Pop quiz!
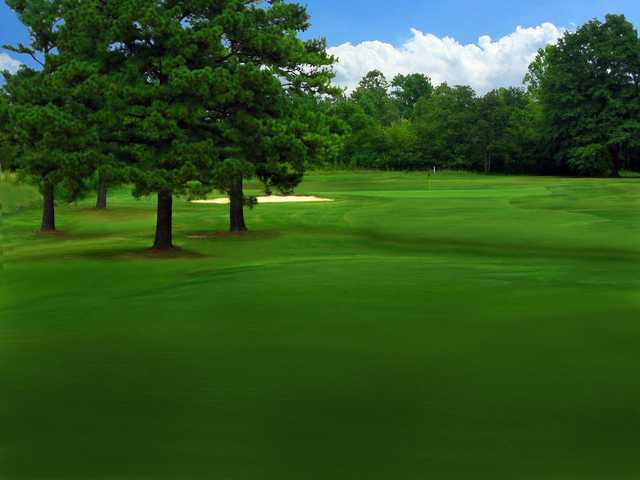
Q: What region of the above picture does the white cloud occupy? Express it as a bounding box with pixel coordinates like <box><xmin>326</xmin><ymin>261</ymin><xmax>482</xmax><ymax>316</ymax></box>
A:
<box><xmin>328</xmin><ymin>23</ymin><xmax>564</xmax><ymax>94</ymax></box>
<box><xmin>0</xmin><ymin>52</ymin><xmax>22</xmax><ymax>74</ymax></box>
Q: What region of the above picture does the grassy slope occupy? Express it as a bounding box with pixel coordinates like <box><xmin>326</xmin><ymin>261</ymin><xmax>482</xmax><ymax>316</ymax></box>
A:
<box><xmin>0</xmin><ymin>174</ymin><xmax>39</xmax><ymax>217</ymax></box>
<box><xmin>1</xmin><ymin>171</ymin><xmax>639</xmax><ymax>479</ymax></box>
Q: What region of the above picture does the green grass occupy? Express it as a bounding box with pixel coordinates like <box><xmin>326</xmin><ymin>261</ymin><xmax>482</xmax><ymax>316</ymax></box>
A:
<box><xmin>0</xmin><ymin>173</ymin><xmax>39</xmax><ymax>217</ymax></box>
<box><xmin>1</xmin><ymin>171</ymin><xmax>639</xmax><ymax>479</ymax></box>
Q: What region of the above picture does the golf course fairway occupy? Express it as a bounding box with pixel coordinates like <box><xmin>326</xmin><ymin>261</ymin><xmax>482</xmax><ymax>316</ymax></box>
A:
<box><xmin>1</xmin><ymin>171</ymin><xmax>639</xmax><ymax>479</ymax></box>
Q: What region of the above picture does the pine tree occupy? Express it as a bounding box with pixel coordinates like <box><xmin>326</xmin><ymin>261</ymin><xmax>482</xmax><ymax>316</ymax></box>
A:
<box><xmin>3</xmin><ymin>0</ymin><xmax>97</xmax><ymax>231</ymax></box>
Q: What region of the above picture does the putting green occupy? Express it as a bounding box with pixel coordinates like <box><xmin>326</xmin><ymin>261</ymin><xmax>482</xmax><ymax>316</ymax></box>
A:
<box><xmin>1</xmin><ymin>171</ymin><xmax>639</xmax><ymax>479</ymax></box>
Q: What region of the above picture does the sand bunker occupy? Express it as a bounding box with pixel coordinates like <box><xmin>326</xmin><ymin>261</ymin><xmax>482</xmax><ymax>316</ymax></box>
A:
<box><xmin>192</xmin><ymin>195</ymin><xmax>333</xmax><ymax>205</ymax></box>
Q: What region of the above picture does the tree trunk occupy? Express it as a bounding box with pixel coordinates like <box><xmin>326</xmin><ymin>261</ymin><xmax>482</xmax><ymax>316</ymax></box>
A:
<box><xmin>153</xmin><ymin>190</ymin><xmax>173</xmax><ymax>249</ymax></box>
<box><xmin>96</xmin><ymin>172</ymin><xmax>108</xmax><ymax>209</ymax></box>
<box><xmin>41</xmin><ymin>181</ymin><xmax>55</xmax><ymax>232</ymax></box>
<box><xmin>229</xmin><ymin>176</ymin><xmax>247</xmax><ymax>233</ymax></box>
<box><xmin>484</xmin><ymin>153</ymin><xmax>491</xmax><ymax>173</ymax></box>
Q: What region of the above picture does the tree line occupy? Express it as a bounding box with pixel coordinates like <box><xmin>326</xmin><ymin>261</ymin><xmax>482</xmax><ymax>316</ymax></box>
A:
<box><xmin>1</xmin><ymin>6</ymin><xmax>638</xmax><ymax>249</ymax></box>
<box><xmin>315</xmin><ymin>14</ymin><xmax>640</xmax><ymax>177</ymax></box>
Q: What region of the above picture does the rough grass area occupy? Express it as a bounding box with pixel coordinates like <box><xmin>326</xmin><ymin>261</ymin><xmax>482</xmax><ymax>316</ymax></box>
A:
<box><xmin>0</xmin><ymin>173</ymin><xmax>39</xmax><ymax>217</ymax></box>
<box><xmin>1</xmin><ymin>171</ymin><xmax>639</xmax><ymax>479</ymax></box>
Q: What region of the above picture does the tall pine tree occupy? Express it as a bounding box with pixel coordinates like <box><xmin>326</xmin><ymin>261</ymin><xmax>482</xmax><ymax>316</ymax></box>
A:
<box><xmin>3</xmin><ymin>0</ymin><xmax>97</xmax><ymax>231</ymax></box>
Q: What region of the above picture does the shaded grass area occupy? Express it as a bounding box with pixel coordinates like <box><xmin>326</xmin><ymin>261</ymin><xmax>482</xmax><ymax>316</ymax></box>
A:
<box><xmin>1</xmin><ymin>171</ymin><xmax>640</xmax><ymax>479</ymax></box>
<box><xmin>0</xmin><ymin>173</ymin><xmax>39</xmax><ymax>217</ymax></box>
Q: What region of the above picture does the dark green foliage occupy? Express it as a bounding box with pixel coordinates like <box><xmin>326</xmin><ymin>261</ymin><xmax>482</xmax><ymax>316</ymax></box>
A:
<box><xmin>414</xmin><ymin>84</ymin><xmax>480</xmax><ymax>170</ymax></box>
<box><xmin>6</xmin><ymin>81</ymin><xmax>96</xmax><ymax>200</ymax></box>
<box><xmin>332</xmin><ymin>73</ymin><xmax>544</xmax><ymax>173</ymax></box>
<box><xmin>104</xmin><ymin>0</ymin><xmax>225</xmax><ymax>199</ymax></box>
<box><xmin>391</xmin><ymin>73</ymin><xmax>434</xmax><ymax>118</ymax></box>
<box><xmin>334</xmin><ymin>99</ymin><xmax>379</xmax><ymax>168</ymax></box>
<box><xmin>527</xmin><ymin>14</ymin><xmax>640</xmax><ymax>176</ymax></box>
<box><xmin>0</xmin><ymin>94</ymin><xmax>17</xmax><ymax>172</ymax></box>
<box><xmin>476</xmin><ymin>88</ymin><xmax>544</xmax><ymax>173</ymax></box>
<box><xmin>337</xmin><ymin>71</ymin><xmax>422</xmax><ymax>170</ymax></box>
<box><xmin>277</xmin><ymin>94</ymin><xmax>348</xmax><ymax>171</ymax></box>
<box><xmin>350</xmin><ymin>70</ymin><xmax>400</xmax><ymax>126</ymax></box>
<box><xmin>2</xmin><ymin>0</ymin><xmax>100</xmax><ymax>229</ymax></box>
<box><xmin>54</xmin><ymin>0</ymin><xmax>132</xmax><ymax>209</ymax></box>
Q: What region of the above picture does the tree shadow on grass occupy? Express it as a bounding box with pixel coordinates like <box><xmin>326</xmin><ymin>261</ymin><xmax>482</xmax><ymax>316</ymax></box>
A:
<box><xmin>78</xmin><ymin>245</ymin><xmax>207</xmax><ymax>261</ymax></box>
<box><xmin>184</xmin><ymin>229</ymin><xmax>280</xmax><ymax>241</ymax></box>
<box><xmin>28</xmin><ymin>230</ymin><xmax>124</xmax><ymax>243</ymax></box>
<box><xmin>71</xmin><ymin>206</ymin><xmax>154</xmax><ymax>220</ymax></box>
<box><xmin>33</xmin><ymin>229</ymin><xmax>68</xmax><ymax>237</ymax></box>
<box><xmin>28</xmin><ymin>230</ymin><xmax>142</xmax><ymax>245</ymax></box>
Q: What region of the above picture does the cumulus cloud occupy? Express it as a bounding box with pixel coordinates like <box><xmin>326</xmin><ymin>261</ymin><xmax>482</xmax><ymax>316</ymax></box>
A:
<box><xmin>328</xmin><ymin>23</ymin><xmax>564</xmax><ymax>94</ymax></box>
<box><xmin>0</xmin><ymin>52</ymin><xmax>22</xmax><ymax>74</ymax></box>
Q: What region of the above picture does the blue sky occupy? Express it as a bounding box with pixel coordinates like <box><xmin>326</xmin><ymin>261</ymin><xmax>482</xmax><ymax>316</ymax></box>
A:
<box><xmin>2</xmin><ymin>0</ymin><xmax>639</xmax><ymax>91</ymax></box>
<box><xmin>302</xmin><ymin>0</ymin><xmax>639</xmax><ymax>46</ymax></box>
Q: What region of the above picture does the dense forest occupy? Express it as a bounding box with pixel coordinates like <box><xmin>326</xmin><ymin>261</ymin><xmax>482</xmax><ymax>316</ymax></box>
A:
<box><xmin>0</xmin><ymin>3</ymin><xmax>638</xmax><ymax>246</ymax></box>
<box><xmin>313</xmin><ymin>14</ymin><xmax>640</xmax><ymax>177</ymax></box>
